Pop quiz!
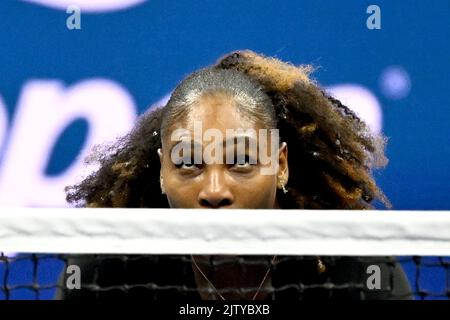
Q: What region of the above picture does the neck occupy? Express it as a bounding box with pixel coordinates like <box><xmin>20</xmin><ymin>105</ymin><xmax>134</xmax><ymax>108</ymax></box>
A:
<box><xmin>191</xmin><ymin>255</ymin><xmax>274</xmax><ymax>300</ymax></box>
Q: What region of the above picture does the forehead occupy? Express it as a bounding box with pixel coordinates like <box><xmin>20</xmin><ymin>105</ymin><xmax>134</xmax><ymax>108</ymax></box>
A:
<box><xmin>167</xmin><ymin>92</ymin><xmax>261</xmax><ymax>138</ymax></box>
<box><xmin>188</xmin><ymin>92</ymin><xmax>256</xmax><ymax>130</ymax></box>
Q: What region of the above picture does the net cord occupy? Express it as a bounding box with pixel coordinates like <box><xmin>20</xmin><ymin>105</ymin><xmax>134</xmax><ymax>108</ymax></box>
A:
<box><xmin>0</xmin><ymin>208</ymin><xmax>449</xmax><ymax>256</ymax></box>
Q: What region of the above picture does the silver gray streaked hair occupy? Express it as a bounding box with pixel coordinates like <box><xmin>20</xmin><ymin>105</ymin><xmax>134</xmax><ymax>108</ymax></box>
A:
<box><xmin>160</xmin><ymin>67</ymin><xmax>276</xmax><ymax>141</ymax></box>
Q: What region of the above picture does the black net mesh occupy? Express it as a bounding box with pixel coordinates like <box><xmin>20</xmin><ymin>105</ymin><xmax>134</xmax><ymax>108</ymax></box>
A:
<box><xmin>1</xmin><ymin>253</ymin><xmax>449</xmax><ymax>300</ymax></box>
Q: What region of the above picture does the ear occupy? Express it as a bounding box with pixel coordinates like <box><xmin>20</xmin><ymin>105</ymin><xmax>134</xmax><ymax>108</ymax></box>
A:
<box><xmin>157</xmin><ymin>148</ymin><xmax>163</xmax><ymax>178</ymax></box>
<box><xmin>157</xmin><ymin>148</ymin><xmax>163</xmax><ymax>164</ymax></box>
<box><xmin>277</xmin><ymin>142</ymin><xmax>289</xmax><ymax>186</ymax></box>
<box><xmin>157</xmin><ymin>148</ymin><xmax>166</xmax><ymax>194</ymax></box>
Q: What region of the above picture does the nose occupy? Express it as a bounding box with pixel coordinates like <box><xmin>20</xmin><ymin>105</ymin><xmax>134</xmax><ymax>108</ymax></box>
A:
<box><xmin>198</xmin><ymin>168</ymin><xmax>234</xmax><ymax>208</ymax></box>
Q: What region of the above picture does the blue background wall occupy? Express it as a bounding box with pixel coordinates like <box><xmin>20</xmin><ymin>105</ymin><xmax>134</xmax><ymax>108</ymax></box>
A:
<box><xmin>0</xmin><ymin>0</ymin><xmax>449</xmax><ymax>299</ymax></box>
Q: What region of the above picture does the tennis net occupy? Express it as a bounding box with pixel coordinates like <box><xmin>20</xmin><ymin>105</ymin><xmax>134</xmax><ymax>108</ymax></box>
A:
<box><xmin>0</xmin><ymin>208</ymin><xmax>449</xmax><ymax>300</ymax></box>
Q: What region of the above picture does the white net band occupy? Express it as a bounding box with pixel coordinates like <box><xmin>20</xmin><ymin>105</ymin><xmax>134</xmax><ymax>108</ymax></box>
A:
<box><xmin>1</xmin><ymin>208</ymin><xmax>450</xmax><ymax>256</ymax></box>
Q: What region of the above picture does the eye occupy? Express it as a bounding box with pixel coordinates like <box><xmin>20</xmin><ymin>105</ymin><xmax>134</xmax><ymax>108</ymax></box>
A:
<box><xmin>234</xmin><ymin>161</ymin><xmax>250</xmax><ymax>168</ymax></box>
<box><xmin>175</xmin><ymin>161</ymin><xmax>199</xmax><ymax>170</ymax></box>
<box><xmin>231</xmin><ymin>155</ymin><xmax>257</xmax><ymax>169</ymax></box>
<box><xmin>175</xmin><ymin>156</ymin><xmax>203</xmax><ymax>171</ymax></box>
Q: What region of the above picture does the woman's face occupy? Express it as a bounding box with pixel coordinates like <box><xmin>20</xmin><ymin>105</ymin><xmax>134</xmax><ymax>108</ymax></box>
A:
<box><xmin>159</xmin><ymin>92</ymin><xmax>288</xmax><ymax>209</ymax></box>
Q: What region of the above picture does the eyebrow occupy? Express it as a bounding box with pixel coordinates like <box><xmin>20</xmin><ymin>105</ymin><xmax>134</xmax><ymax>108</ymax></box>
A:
<box><xmin>168</xmin><ymin>135</ymin><xmax>258</xmax><ymax>153</ymax></box>
<box><xmin>168</xmin><ymin>139</ymin><xmax>202</xmax><ymax>155</ymax></box>
<box><xmin>224</xmin><ymin>135</ymin><xmax>258</xmax><ymax>147</ymax></box>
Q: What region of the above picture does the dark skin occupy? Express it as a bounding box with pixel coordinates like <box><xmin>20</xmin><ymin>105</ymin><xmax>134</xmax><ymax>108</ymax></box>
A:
<box><xmin>158</xmin><ymin>92</ymin><xmax>289</xmax><ymax>299</ymax></box>
<box><xmin>158</xmin><ymin>92</ymin><xmax>289</xmax><ymax>209</ymax></box>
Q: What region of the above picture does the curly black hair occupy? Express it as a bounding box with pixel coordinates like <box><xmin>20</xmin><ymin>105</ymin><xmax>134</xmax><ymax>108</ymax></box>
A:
<box><xmin>65</xmin><ymin>50</ymin><xmax>390</xmax><ymax>209</ymax></box>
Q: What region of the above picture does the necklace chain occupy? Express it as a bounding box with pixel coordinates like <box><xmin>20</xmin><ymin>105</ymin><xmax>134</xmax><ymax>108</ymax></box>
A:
<box><xmin>191</xmin><ymin>255</ymin><xmax>277</xmax><ymax>300</ymax></box>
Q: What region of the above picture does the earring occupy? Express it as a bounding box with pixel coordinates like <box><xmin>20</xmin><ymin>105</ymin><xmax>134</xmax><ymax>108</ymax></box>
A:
<box><xmin>278</xmin><ymin>178</ymin><xmax>288</xmax><ymax>194</ymax></box>
<box><xmin>160</xmin><ymin>174</ymin><xmax>166</xmax><ymax>194</ymax></box>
